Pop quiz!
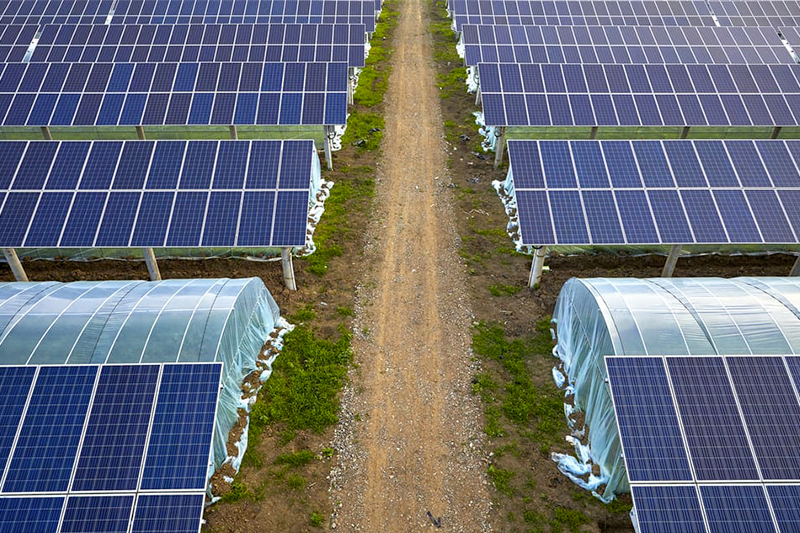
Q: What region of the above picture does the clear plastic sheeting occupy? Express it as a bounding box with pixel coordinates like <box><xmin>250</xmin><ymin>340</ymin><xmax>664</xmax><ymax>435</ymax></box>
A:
<box><xmin>551</xmin><ymin>277</ymin><xmax>800</xmax><ymax>501</ymax></box>
<box><xmin>0</xmin><ymin>278</ymin><xmax>281</xmax><ymax>492</ymax></box>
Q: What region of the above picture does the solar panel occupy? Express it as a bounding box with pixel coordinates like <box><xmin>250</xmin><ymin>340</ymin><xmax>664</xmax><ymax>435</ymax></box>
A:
<box><xmin>604</xmin><ymin>357</ymin><xmax>692</xmax><ymax>482</ymax></box>
<box><xmin>27</xmin><ymin>23</ymin><xmax>367</xmax><ymax>67</ymax></box>
<box><xmin>0</xmin><ymin>363</ymin><xmax>220</xmax><ymax>533</ymax></box>
<box><xmin>0</xmin><ymin>139</ymin><xmax>315</xmax><ymax>248</ymax></box>
<box><xmin>107</xmin><ymin>0</ymin><xmax>377</xmax><ymax>32</ymax></box>
<box><xmin>479</xmin><ymin>62</ymin><xmax>800</xmax><ymax>127</ymax></box>
<box><xmin>461</xmin><ymin>25</ymin><xmax>791</xmax><ymax>66</ymax></box>
<box><xmin>631</xmin><ymin>485</ymin><xmax>706</xmax><ymax>533</ymax></box>
<box><xmin>700</xmin><ymin>485</ymin><xmax>776</xmax><ymax>533</ymax></box>
<box><xmin>507</xmin><ymin>140</ymin><xmax>800</xmax><ymax>246</ymax></box>
<box><xmin>766</xmin><ymin>485</ymin><xmax>800</xmax><ymax>531</ymax></box>
<box><xmin>450</xmin><ymin>0</ymin><xmax>716</xmax><ymax>30</ymax></box>
<box><xmin>0</xmin><ymin>0</ymin><xmax>113</xmax><ymax>26</ymax></box>
<box><xmin>0</xmin><ymin>61</ymin><xmax>348</xmax><ymax>126</ymax></box>
<box><xmin>710</xmin><ymin>1</ymin><xmax>800</xmax><ymax>27</ymax></box>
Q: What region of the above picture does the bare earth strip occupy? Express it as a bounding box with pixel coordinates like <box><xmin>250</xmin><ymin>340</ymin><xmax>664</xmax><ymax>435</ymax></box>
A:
<box><xmin>328</xmin><ymin>0</ymin><xmax>494</xmax><ymax>531</ymax></box>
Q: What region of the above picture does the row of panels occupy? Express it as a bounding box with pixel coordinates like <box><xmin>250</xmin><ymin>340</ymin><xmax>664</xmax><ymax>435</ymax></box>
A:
<box><xmin>461</xmin><ymin>25</ymin><xmax>792</xmax><ymax>65</ymax></box>
<box><xmin>508</xmin><ymin>140</ymin><xmax>800</xmax><ymax>245</ymax></box>
<box><xmin>480</xmin><ymin>63</ymin><xmax>800</xmax><ymax>126</ymax></box>
<box><xmin>632</xmin><ymin>484</ymin><xmax>800</xmax><ymax>533</ymax></box>
<box><xmin>14</xmin><ymin>23</ymin><xmax>367</xmax><ymax>66</ymax></box>
<box><xmin>607</xmin><ymin>355</ymin><xmax>800</xmax><ymax>483</ymax></box>
<box><xmin>0</xmin><ymin>140</ymin><xmax>314</xmax><ymax>247</ymax></box>
<box><xmin>0</xmin><ymin>364</ymin><xmax>221</xmax><ymax>493</ymax></box>
<box><xmin>451</xmin><ymin>0</ymin><xmax>800</xmax><ymax>30</ymax></box>
<box><xmin>0</xmin><ymin>0</ymin><xmax>378</xmax><ymax>30</ymax></box>
<box><xmin>0</xmin><ymin>493</ymin><xmax>204</xmax><ymax>533</ymax></box>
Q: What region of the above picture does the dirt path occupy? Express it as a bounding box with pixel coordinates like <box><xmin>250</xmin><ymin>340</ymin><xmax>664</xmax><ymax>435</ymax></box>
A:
<box><xmin>329</xmin><ymin>1</ymin><xmax>493</xmax><ymax>531</ymax></box>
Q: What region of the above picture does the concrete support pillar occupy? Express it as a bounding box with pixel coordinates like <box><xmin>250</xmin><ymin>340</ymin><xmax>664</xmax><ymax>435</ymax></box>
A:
<box><xmin>475</xmin><ymin>85</ymin><xmax>481</xmax><ymax>106</ymax></box>
<box><xmin>680</xmin><ymin>126</ymin><xmax>690</xmax><ymax>139</ymax></box>
<box><xmin>348</xmin><ymin>67</ymin><xmax>355</xmax><ymax>105</ymax></box>
<box><xmin>493</xmin><ymin>127</ymin><xmax>506</xmax><ymax>169</ymax></box>
<box><xmin>229</xmin><ymin>125</ymin><xmax>238</xmax><ymax>139</ymax></box>
<box><xmin>661</xmin><ymin>245</ymin><xmax>682</xmax><ymax>278</ymax></box>
<box><xmin>324</xmin><ymin>126</ymin><xmax>333</xmax><ymax>170</ymax></box>
<box><xmin>3</xmin><ymin>249</ymin><xmax>28</xmax><ymax>282</ymax></box>
<box><xmin>143</xmin><ymin>247</ymin><xmax>161</xmax><ymax>281</ymax></box>
<box><xmin>135</xmin><ymin>126</ymin><xmax>146</xmax><ymax>140</ymax></box>
<box><xmin>41</xmin><ymin>126</ymin><xmax>52</xmax><ymax>140</ymax></box>
<box><xmin>528</xmin><ymin>246</ymin><xmax>548</xmax><ymax>289</ymax></box>
<box><xmin>281</xmin><ymin>248</ymin><xmax>297</xmax><ymax>291</ymax></box>
<box><xmin>790</xmin><ymin>255</ymin><xmax>800</xmax><ymax>276</ymax></box>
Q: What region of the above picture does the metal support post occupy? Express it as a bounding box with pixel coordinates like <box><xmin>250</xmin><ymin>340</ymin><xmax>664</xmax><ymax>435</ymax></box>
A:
<box><xmin>143</xmin><ymin>247</ymin><xmax>161</xmax><ymax>281</ymax></box>
<box><xmin>771</xmin><ymin>126</ymin><xmax>782</xmax><ymax>139</ymax></box>
<box><xmin>135</xmin><ymin>126</ymin><xmax>146</xmax><ymax>140</ymax></box>
<box><xmin>661</xmin><ymin>245</ymin><xmax>682</xmax><ymax>278</ymax></box>
<box><xmin>528</xmin><ymin>246</ymin><xmax>548</xmax><ymax>289</ymax></box>
<box><xmin>347</xmin><ymin>67</ymin><xmax>355</xmax><ymax>105</ymax></box>
<box><xmin>680</xmin><ymin>126</ymin><xmax>690</xmax><ymax>139</ymax></box>
<box><xmin>41</xmin><ymin>126</ymin><xmax>52</xmax><ymax>140</ymax></box>
<box><xmin>589</xmin><ymin>126</ymin><xmax>598</xmax><ymax>139</ymax></box>
<box><xmin>281</xmin><ymin>248</ymin><xmax>297</xmax><ymax>291</ymax></box>
<box><xmin>475</xmin><ymin>85</ymin><xmax>482</xmax><ymax>106</ymax></box>
<box><xmin>493</xmin><ymin>127</ymin><xmax>506</xmax><ymax>169</ymax></box>
<box><xmin>229</xmin><ymin>125</ymin><xmax>238</xmax><ymax>139</ymax></box>
<box><xmin>790</xmin><ymin>255</ymin><xmax>800</xmax><ymax>276</ymax></box>
<box><xmin>324</xmin><ymin>126</ymin><xmax>333</xmax><ymax>170</ymax></box>
<box><xmin>3</xmin><ymin>249</ymin><xmax>28</xmax><ymax>282</ymax></box>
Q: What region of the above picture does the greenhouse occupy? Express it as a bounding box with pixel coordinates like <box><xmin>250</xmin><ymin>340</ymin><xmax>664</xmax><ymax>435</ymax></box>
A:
<box><xmin>0</xmin><ymin>277</ymin><xmax>282</xmax><ymax>488</ymax></box>
<box><xmin>551</xmin><ymin>277</ymin><xmax>800</xmax><ymax>503</ymax></box>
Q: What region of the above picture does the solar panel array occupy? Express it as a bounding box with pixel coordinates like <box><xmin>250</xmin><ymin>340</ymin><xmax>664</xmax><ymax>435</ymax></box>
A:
<box><xmin>462</xmin><ymin>25</ymin><xmax>792</xmax><ymax>66</ymax></box>
<box><xmin>108</xmin><ymin>0</ymin><xmax>377</xmax><ymax>31</ymax></box>
<box><xmin>607</xmin><ymin>355</ymin><xmax>800</xmax><ymax>533</ymax></box>
<box><xmin>479</xmin><ymin>62</ymin><xmax>800</xmax><ymax>127</ymax></box>
<box><xmin>508</xmin><ymin>139</ymin><xmax>800</xmax><ymax>246</ymax></box>
<box><xmin>0</xmin><ymin>0</ymin><xmax>113</xmax><ymax>25</ymax></box>
<box><xmin>0</xmin><ymin>61</ymin><xmax>348</xmax><ymax>126</ymax></box>
<box><xmin>26</xmin><ymin>23</ymin><xmax>367</xmax><ymax>67</ymax></box>
<box><xmin>0</xmin><ymin>362</ymin><xmax>221</xmax><ymax>533</ymax></box>
<box><xmin>451</xmin><ymin>0</ymin><xmax>717</xmax><ymax>30</ymax></box>
<box><xmin>710</xmin><ymin>0</ymin><xmax>800</xmax><ymax>27</ymax></box>
<box><xmin>0</xmin><ymin>139</ymin><xmax>314</xmax><ymax>248</ymax></box>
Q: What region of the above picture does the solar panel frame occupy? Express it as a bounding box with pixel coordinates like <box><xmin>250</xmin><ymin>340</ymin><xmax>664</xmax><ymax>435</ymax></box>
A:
<box><xmin>0</xmin><ymin>60</ymin><xmax>348</xmax><ymax>127</ymax></box>
<box><xmin>0</xmin><ymin>139</ymin><xmax>315</xmax><ymax>248</ymax></box>
<box><xmin>507</xmin><ymin>139</ymin><xmax>800</xmax><ymax>246</ymax></box>
<box><xmin>479</xmin><ymin>62</ymin><xmax>800</xmax><ymax>127</ymax></box>
<box><xmin>461</xmin><ymin>25</ymin><xmax>792</xmax><ymax>66</ymax></box>
<box><xmin>27</xmin><ymin>23</ymin><xmax>367</xmax><ymax>67</ymax></box>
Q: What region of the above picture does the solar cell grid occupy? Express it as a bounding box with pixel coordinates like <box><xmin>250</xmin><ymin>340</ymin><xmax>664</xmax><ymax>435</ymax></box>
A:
<box><xmin>0</xmin><ymin>139</ymin><xmax>314</xmax><ymax>248</ymax></box>
<box><xmin>0</xmin><ymin>61</ymin><xmax>348</xmax><ymax>127</ymax></box>
<box><xmin>479</xmin><ymin>62</ymin><xmax>800</xmax><ymax>127</ymax></box>
<box><xmin>508</xmin><ymin>140</ymin><xmax>800</xmax><ymax>246</ymax></box>
<box><xmin>631</xmin><ymin>485</ymin><xmax>706</xmax><ymax>533</ymax></box>
<box><xmin>605</xmin><ymin>357</ymin><xmax>692</xmax><ymax>482</ymax></box>
<box><xmin>462</xmin><ymin>25</ymin><xmax>791</xmax><ymax>66</ymax></box>
<box><xmin>0</xmin><ymin>0</ymin><xmax>113</xmax><ymax>25</ymax></box>
<box><xmin>451</xmin><ymin>0</ymin><xmax>716</xmax><ymax>30</ymax></box>
<box><xmin>711</xmin><ymin>1</ymin><xmax>800</xmax><ymax>28</ymax></box>
<box><xmin>28</xmin><ymin>23</ymin><xmax>367</xmax><ymax>67</ymax></box>
<box><xmin>700</xmin><ymin>485</ymin><xmax>776</xmax><ymax>533</ymax></box>
<box><xmin>107</xmin><ymin>0</ymin><xmax>376</xmax><ymax>32</ymax></box>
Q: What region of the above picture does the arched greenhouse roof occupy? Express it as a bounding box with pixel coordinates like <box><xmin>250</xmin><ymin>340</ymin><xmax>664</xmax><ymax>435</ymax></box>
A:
<box><xmin>0</xmin><ymin>278</ymin><xmax>281</xmax><ymax>481</ymax></box>
<box><xmin>551</xmin><ymin>277</ymin><xmax>800</xmax><ymax>500</ymax></box>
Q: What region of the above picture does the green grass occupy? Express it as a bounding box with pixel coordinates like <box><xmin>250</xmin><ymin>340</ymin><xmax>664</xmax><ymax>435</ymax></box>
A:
<box><xmin>287</xmin><ymin>473</ymin><xmax>307</xmax><ymax>490</ymax></box>
<box><xmin>489</xmin><ymin>283</ymin><xmax>522</xmax><ymax>297</ymax></box>
<box><xmin>341</xmin><ymin>111</ymin><xmax>385</xmax><ymax>151</ymax></box>
<box><xmin>249</xmin><ymin>326</ymin><xmax>352</xmax><ymax>441</ymax></box>
<box><xmin>302</xmin><ymin>166</ymin><xmax>375</xmax><ymax>276</ymax></box>
<box><xmin>275</xmin><ymin>449</ymin><xmax>315</xmax><ymax>467</ymax></box>
<box><xmin>487</xmin><ymin>465</ymin><xmax>515</xmax><ymax>497</ymax></box>
<box><xmin>287</xmin><ymin>304</ymin><xmax>316</xmax><ymax>323</ymax></box>
<box><xmin>220</xmin><ymin>480</ymin><xmax>252</xmax><ymax>503</ymax></box>
<box><xmin>552</xmin><ymin>507</ymin><xmax>589</xmax><ymax>533</ymax></box>
<box><xmin>336</xmin><ymin>306</ymin><xmax>355</xmax><ymax>317</ymax></box>
<box><xmin>309</xmin><ymin>512</ymin><xmax>325</xmax><ymax>527</ymax></box>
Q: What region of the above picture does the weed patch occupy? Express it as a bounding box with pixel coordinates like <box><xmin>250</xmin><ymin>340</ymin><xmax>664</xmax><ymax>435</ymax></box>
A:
<box><xmin>488</xmin><ymin>283</ymin><xmax>522</xmax><ymax>297</ymax></box>
<box><xmin>275</xmin><ymin>449</ymin><xmax>315</xmax><ymax>467</ymax></box>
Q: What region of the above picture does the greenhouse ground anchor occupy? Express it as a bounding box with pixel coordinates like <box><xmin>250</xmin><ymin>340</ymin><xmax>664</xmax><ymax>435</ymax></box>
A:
<box><xmin>661</xmin><ymin>245</ymin><xmax>682</xmax><ymax>277</ymax></box>
<box><xmin>3</xmin><ymin>249</ymin><xmax>28</xmax><ymax>282</ymax></box>
<box><xmin>143</xmin><ymin>247</ymin><xmax>162</xmax><ymax>281</ymax></box>
<box><xmin>528</xmin><ymin>246</ymin><xmax>548</xmax><ymax>289</ymax></box>
<box><xmin>790</xmin><ymin>255</ymin><xmax>800</xmax><ymax>276</ymax></box>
